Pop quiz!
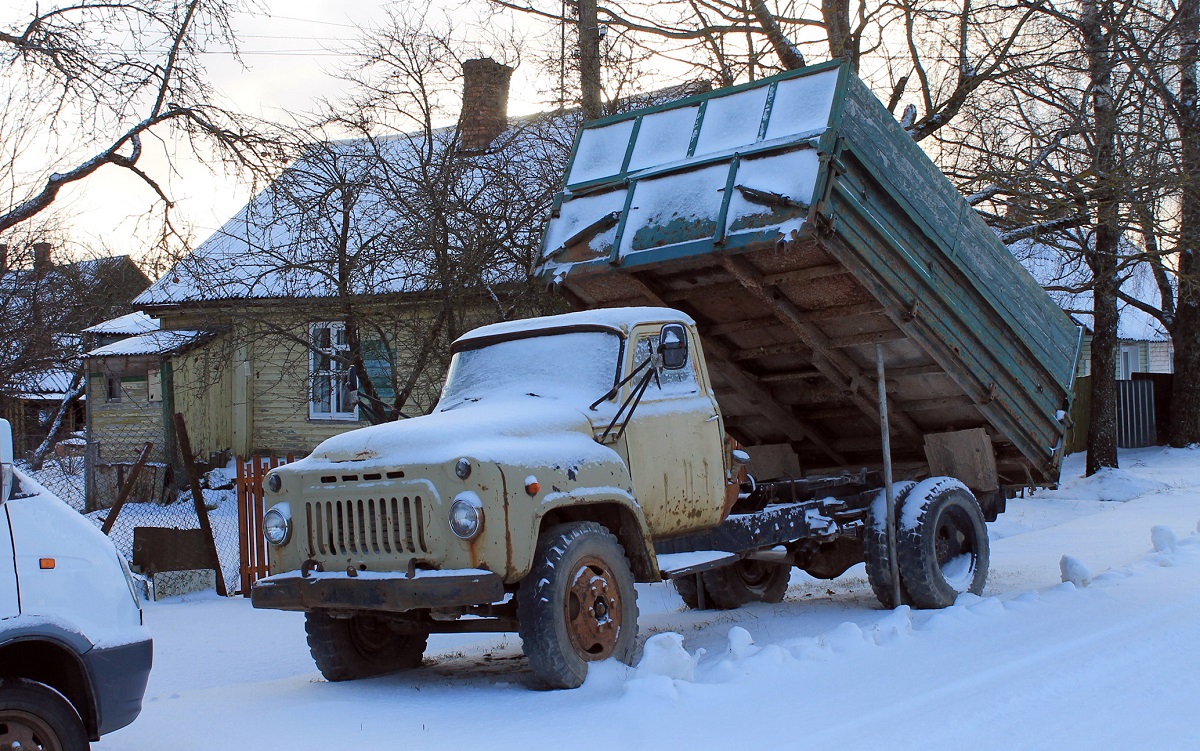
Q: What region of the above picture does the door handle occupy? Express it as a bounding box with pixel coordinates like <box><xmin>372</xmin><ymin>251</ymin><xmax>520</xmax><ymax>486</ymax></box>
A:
<box><xmin>705</xmin><ymin>414</ymin><xmax>719</xmax><ymax>422</ymax></box>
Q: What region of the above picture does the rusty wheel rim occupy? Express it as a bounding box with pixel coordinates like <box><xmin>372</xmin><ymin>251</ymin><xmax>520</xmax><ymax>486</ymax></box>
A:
<box><xmin>564</xmin><ymin>554</ymin><xmax>623</xmax><ymax>661</ymax></box>
<box><xmin>1</xmin><ymin>708</ymin><xmax>63</xmax><ymax>751</ymax></box>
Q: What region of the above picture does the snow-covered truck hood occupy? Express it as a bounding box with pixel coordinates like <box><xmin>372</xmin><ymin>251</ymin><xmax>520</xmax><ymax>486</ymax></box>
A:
<box><xmin>301</xmin><ymin>397</ymin><xmax>621</xmax><ymax>470</ymax></box>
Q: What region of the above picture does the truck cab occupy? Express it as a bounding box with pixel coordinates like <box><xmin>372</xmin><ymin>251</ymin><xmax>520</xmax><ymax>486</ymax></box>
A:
<box><xmin>252</xmin><ymin>307</ymin><xmax>735</xmax><ymax>688</ymax></box>
<box><xmin>0</xmin><ymin>419</ymin><xmax>152</xmax><ymax>750</ymax></box>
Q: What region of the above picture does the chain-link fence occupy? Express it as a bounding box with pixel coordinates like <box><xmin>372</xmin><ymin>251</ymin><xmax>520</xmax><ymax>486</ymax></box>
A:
<box><xmin>18</xmin><ymin>411</ymin><xmax>243</xmax><ymax>597</ymax></box>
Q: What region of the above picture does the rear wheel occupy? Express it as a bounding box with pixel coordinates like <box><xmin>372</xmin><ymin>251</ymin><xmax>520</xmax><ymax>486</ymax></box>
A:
<box><xmin>518</xmin><ymin>522</ymin><xmax>638</xmax><ymax>689</ymax></box>
<box><xmin>671</xmin><ymin>572</ymin><xmax>708</xmax><ymax>609</ymax></box>
<box><xmin>0</xmin><ymin>678</ymin><xmax>88</xmax><ymax>751</ymax></box>
<box><xmin>305</xmin><ymin>611</ymin><xmax>428</xmax><ymax>681</ymax></box>
<box><xmin>863</xmin><ymin>480</ymin><xmax>917</xmax><ymax>609</ymax></box>
<box><xmin>896</xmin><ymin>480</ymin><xmax>989</xmax><ymax>608</ymax></box>
<box><xmin>700</xmin><ymin>559</ymin><xmax>790</xmax><ymax>609</ymax></box>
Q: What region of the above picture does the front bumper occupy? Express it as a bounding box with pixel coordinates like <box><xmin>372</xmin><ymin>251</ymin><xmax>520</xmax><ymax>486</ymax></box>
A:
<box><xmin>250</xmin><ymin>568</ymin><xmax>505</xmax><ymax>613</ymax></box>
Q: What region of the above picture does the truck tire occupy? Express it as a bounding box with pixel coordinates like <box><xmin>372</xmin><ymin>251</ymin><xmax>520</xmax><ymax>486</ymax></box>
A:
<box><xmin>517</xmin><ymin>522</ymin><xmax>638</xmax><ymax>689</ymax></box>
<box><xmin>672</xmin><ymin>572</ymin><xmax>709</xmax><ymax>609</ymax></box>
<box><xmin>700</xmin><ymin>560</ymin><xmax>790</xmax><ymax>609</ymax></box>
<box><xmin>0</xmin><ymin>677</ymin><xmax>88</xmax><ymax>751</ymax></box>
<box><xmin>863</xmin><ymin>480</ymin><xmax>917</xmax><ymax>609</ymax></box>
<box><xmin>896</xmin><ymin>480</ymin><xmax>989</xmax><ymax>609</ymax></box>
<box><xmin>304</xmin><ymin>611</ymin><xmax>428</xmax><ymax>682</ymax></box>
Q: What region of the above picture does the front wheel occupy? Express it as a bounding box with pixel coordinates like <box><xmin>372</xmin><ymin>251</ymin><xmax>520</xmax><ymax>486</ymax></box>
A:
<box><xmin>896</xmin><ymin>479</ymin><xmax>989</xmax><ymax>609</ymax></box>
<box><xmin>518</xmin><ymin>522</ymin><xmax>639</xmax><ymax>689</ymax></box>
<box><xmin>0</xmin><ymin>677</ymin><xmax>88</xmax><ymax>751</ymax></box>
<box><xmin>305</xmin><ymin>611</ymin><xmax>428</xmax><ymax>681</ymax></box>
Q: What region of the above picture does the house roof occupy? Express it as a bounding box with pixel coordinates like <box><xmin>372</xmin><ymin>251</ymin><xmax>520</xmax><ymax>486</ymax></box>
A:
<box><xmin>11</xmin><ymin>369</ymin><xmax>81</xmax><ymax>400</ymax></box>
<box><xmin>135</xmin><ymin>84</ymin><xmax>709</xmax><ymax>310</ymax></box>
<box><xmin>1010</xmin><ymin>238</ymin><xmax>1171</xmax><ymax>342</ymax></box>
<box><xmin>83</xmin><ymin>311</ymin><xmax>160</xmax><ymax>336</ymax></box>
<box><xmin>85</xmin><ymin>330</ymin><xmax>211</xmax><ymax>358</ymax></box>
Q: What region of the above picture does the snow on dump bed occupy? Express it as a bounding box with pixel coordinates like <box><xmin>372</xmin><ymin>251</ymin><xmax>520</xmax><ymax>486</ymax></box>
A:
<box><xmin>542</xmin><ymin>65</ymin><xmax>840</xmax><ymax>279</ymax></box>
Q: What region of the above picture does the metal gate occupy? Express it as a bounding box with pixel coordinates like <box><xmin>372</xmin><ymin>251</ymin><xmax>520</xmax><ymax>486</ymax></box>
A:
<box><xmin>1117</xmin><ymin>380</ymin><xmax>1157</xmax><ymax>449</ymax></box>
<box><xmin>236</xmin><ymin>455</ymin><xmax>293</xmax><ymax>595</ymax></box>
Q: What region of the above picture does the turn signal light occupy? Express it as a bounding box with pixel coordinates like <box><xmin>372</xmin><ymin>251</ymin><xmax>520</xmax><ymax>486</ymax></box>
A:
<box><xmin>39</xmin><ymin>558</ymin><xmax>56</xmax><ymax>569</ymax></box>
<box><xmin>525</xmin><ymin>479</ymin><xmax>540</xmax><ymax>496</ymax></box>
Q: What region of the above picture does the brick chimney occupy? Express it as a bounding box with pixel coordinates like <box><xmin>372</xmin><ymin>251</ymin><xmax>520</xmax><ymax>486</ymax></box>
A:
<box><xmin>33</xmin><ymin>242</ymin><xmax>52</xmax><ymax>272</ymax></box>
<box><xmin>459</xmin><ymin>58</ymin><xmax>513</xmax><ymax>152</ymax></box>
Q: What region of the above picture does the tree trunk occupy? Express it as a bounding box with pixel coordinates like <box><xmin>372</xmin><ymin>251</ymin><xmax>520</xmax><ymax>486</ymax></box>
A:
<box><xmin>749</xmin><ymin>0</ymin><xmax>806</xmax><ymax>70</ymax></box>
<box><xmin>577</xmin><ymin>0</ymin><xmax>603</xmax><ymax>120</ymax></box>
<box><xmin>1081</xmin><ymin>0</ymin><xmax>1120</xmax><ymax>473</ymax></box>
<box><xmin>821</xmin><ymin>0</ymin><xmax>853</xmax><ymax>64</ymax></box>
<box><xmin>1169</xmin><ymin>0</ymin><xmax>1200</xmax><ymax>446</ymax></box>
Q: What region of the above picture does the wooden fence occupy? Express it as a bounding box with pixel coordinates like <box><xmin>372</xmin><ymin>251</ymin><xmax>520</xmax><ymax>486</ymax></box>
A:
<box><xmin>236</xmin><ymin>455</ymin><xmax>293</xmax><ymax>595</ymax></box>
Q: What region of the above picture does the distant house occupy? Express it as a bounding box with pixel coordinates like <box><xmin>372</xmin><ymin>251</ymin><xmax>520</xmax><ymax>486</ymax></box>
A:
<box><xmin>0</xmin><ymin>245</ymin><xmax>151</xmax><ymax>455</ymax></box>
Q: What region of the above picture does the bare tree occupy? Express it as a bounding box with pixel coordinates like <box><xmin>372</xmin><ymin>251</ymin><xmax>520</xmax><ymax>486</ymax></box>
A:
<box><xmin>0</xmin><ymin>0</ymin><xmax>282</xmax><ymax>236</ymax></box>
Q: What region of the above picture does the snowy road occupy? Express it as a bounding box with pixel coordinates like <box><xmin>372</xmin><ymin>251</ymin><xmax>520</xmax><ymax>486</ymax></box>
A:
<box><xmin>97</xmin><ymin>447</ymin><xmax>1200</xmax><ymax>750</ymax></box>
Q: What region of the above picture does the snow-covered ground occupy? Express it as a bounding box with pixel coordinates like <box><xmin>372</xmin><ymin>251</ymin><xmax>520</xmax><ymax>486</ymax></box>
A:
<box><xmin>97</xmin><ymin>446</ymin><xmax>1200</xmax><ymax>750</ymax></box>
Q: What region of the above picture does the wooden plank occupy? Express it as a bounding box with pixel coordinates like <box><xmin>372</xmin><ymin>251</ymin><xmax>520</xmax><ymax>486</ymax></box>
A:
<box><xmin>719</xmin><ymin>254</ymin><xmax>925</xmax><ymax>440</ymax></box>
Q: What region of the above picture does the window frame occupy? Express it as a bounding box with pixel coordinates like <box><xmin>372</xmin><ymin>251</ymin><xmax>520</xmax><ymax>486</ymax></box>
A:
<box><xmin>309</xmin><ymin>322</ymin><xmax>359</xmax><ymax>421</ymax></box>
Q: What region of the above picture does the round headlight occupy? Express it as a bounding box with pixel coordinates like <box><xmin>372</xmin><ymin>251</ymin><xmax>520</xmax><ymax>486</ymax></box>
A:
<box><xmin>266</xmin><ymin>472</ymin><xmax>282</xmax><ymax>493</ymax></box>
<box><xmin>449</xmin><ymin>498</ymin><xmax>483</xmax><ymax>539</ymax></box>
<box><xmin>455</xmin><ymin>458</ymin><xmax>472</xmax><ymax>479</ymax></box>
<box><xmin>263</xmin><ymin>503</ymin><xmax>292</xmax><ymax>546</ymax></box>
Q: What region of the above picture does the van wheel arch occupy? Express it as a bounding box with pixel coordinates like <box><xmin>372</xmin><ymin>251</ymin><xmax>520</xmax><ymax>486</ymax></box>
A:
<box><xmin>0</xmin><ymin>639</ymin><xmax>97</xmax><ymax>740</ymax></box>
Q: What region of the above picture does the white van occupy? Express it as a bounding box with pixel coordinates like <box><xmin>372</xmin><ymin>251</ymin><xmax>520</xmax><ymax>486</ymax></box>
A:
<box><xmin>0</xmin><ymin>419</ymin><xmax>152</xmax><ymax>749</ymax></box>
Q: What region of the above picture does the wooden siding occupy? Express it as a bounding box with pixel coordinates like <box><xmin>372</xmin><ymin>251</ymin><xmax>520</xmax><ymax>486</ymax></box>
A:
<box><xmin>171</xmin><ymin>332</ymin><xmax>236</xmax><ymax>460</ymax></box>
<box><xmin>87</xmin><ymin>371</ymin><xmax>167</xmax><ymax>464</ymax></box>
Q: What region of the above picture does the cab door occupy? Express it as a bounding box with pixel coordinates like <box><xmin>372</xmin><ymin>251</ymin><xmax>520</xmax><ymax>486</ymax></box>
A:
<box><xmin>0</xmin><ymin>505</ymin><xmax>19</xmax><ymax>618</ymax></box>
<box><xmin>621</xmin><ymin>324</ymin><xmax>726</xmax><ymax>536</ymax></box>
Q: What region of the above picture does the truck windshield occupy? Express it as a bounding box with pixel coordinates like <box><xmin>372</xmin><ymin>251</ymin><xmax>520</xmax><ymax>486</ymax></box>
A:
<box><xmin>439</xmin><ymin>330</ymin><xmax>622</xmax><ymax>408</ymax></box>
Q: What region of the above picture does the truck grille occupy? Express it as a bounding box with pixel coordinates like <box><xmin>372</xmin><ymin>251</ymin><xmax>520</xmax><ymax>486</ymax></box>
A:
<box><xmin>306</xmin><ymin>497</ymin><xmax>430</xmax><ymax>557</ymax></box>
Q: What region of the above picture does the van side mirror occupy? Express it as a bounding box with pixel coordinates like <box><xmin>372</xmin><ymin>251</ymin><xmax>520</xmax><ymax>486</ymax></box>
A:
<box><xmin>659</xmin><ymin>324</ymin><xmax>689</xmax><ymax>370</ymax></box>
<box><xmin>0</xmin><ymin>418</ymin><xmax>12</xmax><ymax>503</ymax></box>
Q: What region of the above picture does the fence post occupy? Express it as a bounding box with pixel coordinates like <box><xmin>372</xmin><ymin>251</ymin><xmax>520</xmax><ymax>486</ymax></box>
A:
<box><xmin>172</xmin><ymin>413</ymin><xmax>227</xmax><ymax>596</ymax></box>
<box><xmin>100</xmin><ymin>442</ymin><xmax>154</xmax><ymax>536</ymax></box>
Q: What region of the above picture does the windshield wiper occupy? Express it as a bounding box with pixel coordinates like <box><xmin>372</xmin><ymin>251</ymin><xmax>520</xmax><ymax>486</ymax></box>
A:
<box><xmin>593</xmin><ymin>354</ymin><xmax>661</xmax><ymax>443</ymax></box>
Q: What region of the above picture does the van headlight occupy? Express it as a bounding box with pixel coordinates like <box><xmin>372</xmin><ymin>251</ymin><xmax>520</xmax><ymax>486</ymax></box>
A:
<box><xmin>449</xmin><ymin>494</ymin><xmax>483</xmax><ymax>539</ymax></box>
<box><xmin>263</xmin><ymin>502</ymin><xmax>292</xmax><ymax>546</ymax></box>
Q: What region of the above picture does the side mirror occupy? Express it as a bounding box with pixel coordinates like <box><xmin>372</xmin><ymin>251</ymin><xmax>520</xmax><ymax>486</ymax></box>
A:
<box><xmin>659</xmin><ymin>323</ymin><xmax>689</xmax><ymax>370</ymax></box>
<box><xmin>0</xmin><ymin>419</ymin><xmax>12</xmax><ymax>503</ymax></box>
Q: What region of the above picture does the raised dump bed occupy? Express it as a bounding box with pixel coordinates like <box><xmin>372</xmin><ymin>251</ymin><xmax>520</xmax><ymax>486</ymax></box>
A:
<box><xmin>537</xmin><ymin>60</ymin><xmax>1080</xmax><ymax>490</ymax></box>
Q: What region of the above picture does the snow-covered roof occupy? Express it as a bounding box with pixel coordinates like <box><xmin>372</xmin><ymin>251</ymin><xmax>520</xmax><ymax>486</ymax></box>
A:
<box><xmin>455</xmin><ymin>306</ymin><xmax>694</xmax><ymax>347</ymax></box>
<box><xmin>1011</xmin><ymin>238</ymin><xmax>1170</xmax><ymax>342</ymax></box>
<box><xmin>82</xmin><ymin>311</ymin><xmax>160</xmax><ymax>336</ymax></box>
<box><xmin>11</xmin><ymin>369</ymin><xmax>80</xmax><ymax>400</ymax></box>
<box><xmin>85</xmin><ymin>330</ymin><xmax>210</xmax><ymax>358</ymax></box>
<box><xmin>135</xmin><ymin>83</ymin><xmax>709</xmax><ymax>309</ymax></box>
<box><xmin>134</xmin><ymin>119</ymin><xmax>572</xmax><ymax>307</ymax></box>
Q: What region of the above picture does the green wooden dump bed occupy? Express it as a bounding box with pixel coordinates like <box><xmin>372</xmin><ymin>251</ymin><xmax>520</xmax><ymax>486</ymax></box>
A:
<box><xmin>536</xmin><ymin>61</ymin><xmax>1080</xmax><ymax>487</ymax></box>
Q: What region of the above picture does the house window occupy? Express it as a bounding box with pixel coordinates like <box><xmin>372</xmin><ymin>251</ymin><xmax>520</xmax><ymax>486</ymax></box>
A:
<box><xmin>310</xmin><ymin>323</ymin><xmax>357</xmax><ymax>420</ymax></box>
<box><xmin>106</xmin><ymin>376</ymin><xmax>122</xmax><ymax>402</ymax></box>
